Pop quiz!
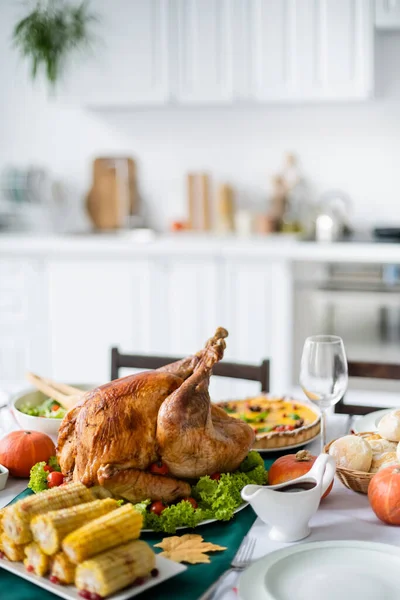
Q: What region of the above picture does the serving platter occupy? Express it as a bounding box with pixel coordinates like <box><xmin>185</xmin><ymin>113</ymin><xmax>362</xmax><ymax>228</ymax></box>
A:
<box><xmin>0</xmin><ymin>554</ymin><xmax>186</xmax><ymax>600</ymax></box>
<box><xmin>238</xmin><ymin>541</ymin><xmax>400</xmax><ymax>600</ymax></box>
<box><xmin>352</xmin><ymin>408</ymin><xmax>392</xmax><ymax>434</ymax></box>
<box><xmin>141</xmin><ymin>501</ymin><xmax>249</xmax><ymax>533</ymax></box>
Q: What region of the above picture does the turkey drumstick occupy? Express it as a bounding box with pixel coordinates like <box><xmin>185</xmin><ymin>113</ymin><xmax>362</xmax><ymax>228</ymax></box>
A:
<box><xmin>157</xmin><ymin>332</ymin><xmax>254</xmax><ymax>479</ymax></box>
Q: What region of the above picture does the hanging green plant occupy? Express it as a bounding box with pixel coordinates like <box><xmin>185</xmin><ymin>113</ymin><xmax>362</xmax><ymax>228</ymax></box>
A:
<box><xmin>13</xmin><ymin>0</ymin><xmax>98</xmax><ymax>86</ymax></box>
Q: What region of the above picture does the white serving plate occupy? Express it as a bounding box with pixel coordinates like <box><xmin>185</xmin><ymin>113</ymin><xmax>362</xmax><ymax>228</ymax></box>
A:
<box><xmin>141</xmin><ymin>501</ymin><xmax>248</xmax><ymax>533</ymax></box>
<box><xmin>0</xmin><ymin>554</ymin><xmax>186</xmax><ymax>600</ymax></box>
<box><xmin>352</xmin><ymin>408</ymin><xmax>393</xmax><ymax>434</ymax></box>
<box><xmin>238</xmin><ymin>540</ymin><xmax>400</xmax><ymax>600</ymax></box>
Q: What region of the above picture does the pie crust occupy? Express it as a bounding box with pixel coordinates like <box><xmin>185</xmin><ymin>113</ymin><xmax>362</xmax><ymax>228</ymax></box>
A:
<box><xmin>216</xmin><ymin>396</ymin><xmax>321</xmax><ymax>450</ymax></box>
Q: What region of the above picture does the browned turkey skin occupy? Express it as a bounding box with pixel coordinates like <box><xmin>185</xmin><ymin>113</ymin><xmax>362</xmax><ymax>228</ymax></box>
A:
<box><xmin>57</xmin><ymin>328</ymin><xmax>255</xmax><ymax>502</ymax></box>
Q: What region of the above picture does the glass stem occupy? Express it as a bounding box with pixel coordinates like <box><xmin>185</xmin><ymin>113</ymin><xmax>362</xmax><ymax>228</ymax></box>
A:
<box><xmin>320</xmin><ymin>409</ymin><xmax>327</xmax><ymax>454</ymax></box>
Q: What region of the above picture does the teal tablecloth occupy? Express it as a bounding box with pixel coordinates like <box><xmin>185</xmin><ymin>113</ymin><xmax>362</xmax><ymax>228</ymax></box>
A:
<box><xmin>1</xmin><ymin>458</ymin><xmax>276</xmax><ymax>600</ymax></box>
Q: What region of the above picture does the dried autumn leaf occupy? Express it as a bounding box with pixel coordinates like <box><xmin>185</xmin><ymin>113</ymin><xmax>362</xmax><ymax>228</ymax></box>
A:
<box><xmin>154</xmin><ymin>534</ymin><xmax>202</xmax><ymax>552</ymax></box>
<box><xmin>154</xmin><ymin>534</ymin><xmax>226</xmax><ymax>564</ymax></box>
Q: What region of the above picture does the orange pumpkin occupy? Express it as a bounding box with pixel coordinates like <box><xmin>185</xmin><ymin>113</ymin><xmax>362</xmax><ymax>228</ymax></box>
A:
<box><xmin>268</xmin><ymin>449</ymin><xmax>333</xmax><ymax>499</ymax></box>
<box><xmin>0</xmin><ymin>430</ymin><xmax>55</xmax><ymax>477</ymax></box>
<box><xmin>368</xmin><ymin>465</ymin><xmax>400</xmax><ymax>525</ymax></box>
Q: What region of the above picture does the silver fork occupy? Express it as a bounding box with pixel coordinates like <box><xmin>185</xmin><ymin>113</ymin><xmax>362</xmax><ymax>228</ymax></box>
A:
<box><xmin>198</xmin><ymin>535</ymin><xmax>256</xmax><ymax>600</ymax></box>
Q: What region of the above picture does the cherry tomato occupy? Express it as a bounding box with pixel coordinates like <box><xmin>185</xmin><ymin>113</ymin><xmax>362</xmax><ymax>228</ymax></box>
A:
<box><xmin>183</xmin><ymin>497</ymin><xmax>198</xmax><ymax>509</ymax></box>
<box><xmin>210</xmin><ymin>473</ymin><xmax>221</xmax><ymax>481</ymax></box>
<box><xmin>47</xmin><ymin>471</ymin><xmax>64</xmax><ymax>488</ymax></box>
<box><xmin>149</xmin><ymin>461</ymin><xmax>169</xmax><ymax>476</ymax></box>
<box><xmin>274</xmin><ymin>425</ymin><xmax>286</xmax><ymax>432</ymax></box>
<box><xmin>149</xmin><ymin>501</ymin><xmax>167</xmax><ymax>516</ymax></box>
<box><xmin>284</xmin><ymin>425</ymin><xmax>295</xmax><ymax>431</ymax></box>
<box><xmin>43</xmin><ymin>465</ymin><xmax>53</xmax><ymax>473</ymax></box>
<box><xmin>26</xmin><ymin>565</ymin><xmax>34</xmax><ymax>573</ymax></box>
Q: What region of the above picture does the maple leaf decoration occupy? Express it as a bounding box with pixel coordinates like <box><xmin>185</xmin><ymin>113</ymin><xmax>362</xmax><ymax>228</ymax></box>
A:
<box><xmin>154</xmin><ymin>534</ymin><xmax>227</xmax><ymax>564</ymax></box>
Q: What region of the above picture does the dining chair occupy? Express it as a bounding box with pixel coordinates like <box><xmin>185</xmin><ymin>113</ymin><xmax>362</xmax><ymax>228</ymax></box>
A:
<box><xmin>335</xmin><ymin>360</ymin><xmax>400</xmax><ymax>416</ymax></box>
<box><xmin>110</xmin><ymin>347</ymin><xmax>270</xmax><ymax>392</ymax></box>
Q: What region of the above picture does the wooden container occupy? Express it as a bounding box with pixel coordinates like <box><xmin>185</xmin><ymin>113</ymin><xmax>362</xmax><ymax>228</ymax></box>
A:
<box><xmin>216</xmin><ymin>184</ymin><xmax>234</xmax><ymax>232</ymax></box>
<box><xmin>324</xmin><ymin>433</ymin><xmax>376</xmax><ymax>494</ymax></box>
<box><xmin>86</xmin><ymin>157</ymin><xmax>137</xmax><ymax>230</ymax></box>
<box><xmin>187</xmin><ymin>173</ymin><xmax>210</xmax><ymax>230</ymax></box>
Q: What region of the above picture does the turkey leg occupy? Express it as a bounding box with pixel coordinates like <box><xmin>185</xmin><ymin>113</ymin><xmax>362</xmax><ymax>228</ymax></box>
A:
<box><xmin>156</xmin><ymin>335</ymin><xmax>254</xmax><ymax>478</ymax></box>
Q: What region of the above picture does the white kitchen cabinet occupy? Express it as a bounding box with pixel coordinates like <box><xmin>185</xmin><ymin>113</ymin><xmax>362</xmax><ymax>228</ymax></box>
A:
<box><xmin>63</xmin><ymin>0</ymin><xmax>170</xmax><ymax>106</ymax></box>
<box><xmin>246</xmin><ymin>0</ymin><xmax>373</xmax><ymax>101</ymax></box>
<box><xmin>222</xmin><ymin>259</ymin><xmax>293</xmax><ymax>397</ymax></box>
<box><xmin>375</xmin><ymin>0</ymin><xmax>400</xmax><ymax>28</ymax></box>
<box><xmin>175</xmin><ymin>0</ymin><xmax>237</xmax><ymax>103</ymax></box>
<box><xmin>0</xmin><ymin>259</ymin><xmax>49</xmax><ymax>380</ymax></box>
<box><xmin>47</xmin><ymin>259</ymin><xmax>153</xmax><ymax>383</ymax></box>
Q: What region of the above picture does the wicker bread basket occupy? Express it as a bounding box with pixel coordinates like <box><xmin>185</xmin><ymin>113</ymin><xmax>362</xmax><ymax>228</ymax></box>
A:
<box><xmin>324</xmin><ymin>433</ymin><xmax>376</xmax><ymax>494</ymax></box>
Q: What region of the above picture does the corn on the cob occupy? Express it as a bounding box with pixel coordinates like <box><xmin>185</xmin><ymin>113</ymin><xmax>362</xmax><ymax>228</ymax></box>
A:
<box><xmin>2</xmin><ymin>506</ymin><xmax>31</xmax><ymax>544</ymax></box>
<box><xmin>50</xmin><ymin>551</ymin><xmax>76</xmax><ymax>585</ymax></box>
<box><xmin>3</xmin><ymin>483</ymin><xmax>94</xmax><ymax>544</ymax></box>
<box><xmin>63</xmin><ymin>504</ymin><xmax>143</xmax><ymax>564</ymax></box>
<box><xmin>0</xmin><ymin>507</ymin><xmax>6</xmax><ymax>535</ymax></box>
<box><xmin>17</xmin><ymin>482</ymin><xmax>94</xmax><ymax>519</ymax></box>
<box><xmin>0</xmin><ymin>533</ymin><xmax>26</xmax><ymax>561</ymax></box>
<box><xmin>31</xmin><ymin>498</ymin><xmax>119</xmax><ymax>555</ymax></box>
<box><xmin>75</xmin><ymin>540</ymin><xmax>155</xmax><ymax>598</ymax></box>
<box><xmin>24</xmin><ymin>542</ymin><xmax>51</xmax><ymax>576</ymax></box>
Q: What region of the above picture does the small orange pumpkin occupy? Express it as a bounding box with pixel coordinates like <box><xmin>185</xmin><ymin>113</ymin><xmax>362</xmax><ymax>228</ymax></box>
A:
<box><xmin>268</xmin><ymin>449</ymin><xmax>333</xmax><ymax>499</ymax></box>
<box><xmin>368</xmin><ymin>465</ymin><xmax>400</xmax><ymax>525</ymax></box>
<box><xmin>0</xmin><ymin>430</ymin><xmax>55</xmax><ymax>477</ymax></box>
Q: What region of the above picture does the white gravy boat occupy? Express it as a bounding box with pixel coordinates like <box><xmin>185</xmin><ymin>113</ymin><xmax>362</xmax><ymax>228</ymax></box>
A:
<box><xmin>241</xmin><ymin>453</ymin><xmax>336</xmax><ymax>543</ymax></box>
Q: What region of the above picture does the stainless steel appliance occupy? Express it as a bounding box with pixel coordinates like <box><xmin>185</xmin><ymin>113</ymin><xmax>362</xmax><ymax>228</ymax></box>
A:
<box><xmin>294</xmin><ymin>261</ymin><xmax>400</xmax><ymax>394</ymax></box>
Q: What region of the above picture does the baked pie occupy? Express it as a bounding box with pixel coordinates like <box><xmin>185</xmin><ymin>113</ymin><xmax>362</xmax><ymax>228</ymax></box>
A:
<box><xmin>216</xmin><ymin>396</ymin><xmax>320</xmax><ymax>450</ymax></box>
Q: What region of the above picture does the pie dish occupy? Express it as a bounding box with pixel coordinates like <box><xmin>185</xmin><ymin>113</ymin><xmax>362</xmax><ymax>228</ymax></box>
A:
<box><xmin>216</xmin><ymin>396</ymin><xmax>320</xmax><ymax>450</ymax></box>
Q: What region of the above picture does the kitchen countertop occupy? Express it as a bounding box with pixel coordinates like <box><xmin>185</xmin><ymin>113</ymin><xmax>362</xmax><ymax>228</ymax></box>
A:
<box><xmin>1</xmin><ymin>231</ymin><xmax>400</xmax><ymax>263</ymax></box>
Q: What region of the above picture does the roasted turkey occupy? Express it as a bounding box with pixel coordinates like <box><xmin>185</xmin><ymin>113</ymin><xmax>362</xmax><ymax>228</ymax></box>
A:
<box><xmin>57</xmin><ymin>328</ymin><xmax>255</xmax><ymax>503</ymax></box>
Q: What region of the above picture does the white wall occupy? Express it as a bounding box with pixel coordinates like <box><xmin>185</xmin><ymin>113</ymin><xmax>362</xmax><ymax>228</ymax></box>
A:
<box><xmin>1</xmin><ymin>0</ymin><xmax>400</xmax><ymax>232</ymax></box>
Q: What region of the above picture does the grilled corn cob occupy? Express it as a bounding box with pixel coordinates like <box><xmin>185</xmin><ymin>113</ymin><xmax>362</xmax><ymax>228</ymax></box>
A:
<box><xmin>31</xmin><ymin>498</ymin><xmax>118</xmax><ymax>555</ymax></box>
<box><xmin>3</xmin><ymin>483</ymin><xmax>94</xmax><ymax>544</ymax></box>
<box><xmin>51</xmin><ymin>551</ymin><xmax>76</xmax><ymax>585</ymax></box>
<box><xmin>0</xmin><ymin>533</ymin><xmax>26</xmax><ymax>561</ymax></box>
<box><xmin>63</xmin><ymin>504</ymin><xmax>142</xmax><ymax>564</ymax></box>
<box><xmin>75</xmin><ymin>540</ymin><xmax>155</xmax><ymax>598</ymax></box>
<box><xmin>24</xmin><ymin>542</ymin><xmax>51</xmax><ymax>576</ymax></box>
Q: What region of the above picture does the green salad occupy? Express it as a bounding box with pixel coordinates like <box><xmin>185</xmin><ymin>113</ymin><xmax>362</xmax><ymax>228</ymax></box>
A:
<box><xmin>134</xmin><ymin>451</ymin><xmax>267</xmax><ymax>533</ymax></box>
<box><xmin>18</xmin><ymin>397</ymin><xmax>67</xmax><ymax>419</ymax></box>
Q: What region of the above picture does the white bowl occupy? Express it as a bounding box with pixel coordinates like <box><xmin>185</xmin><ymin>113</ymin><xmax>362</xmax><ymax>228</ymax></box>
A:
<box><xmin>0</xmin><ymin>464</ymin><xmax>9</xmax><ymax>490</ymax></box>
<box><xmin>11</xmin><ymin>384</ymin><xmax>95</xmax><ymax>441</ymax></box>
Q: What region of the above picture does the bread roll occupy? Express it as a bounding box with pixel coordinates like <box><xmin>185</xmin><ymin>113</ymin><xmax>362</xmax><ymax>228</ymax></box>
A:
<box><xmin>370</xmin><ymin>451</ymin><xmax>399</xmax><ymax>473</ymax></box>
<box><xmin>329</xmin><ymin>435</ymin><xmax>372</xmax><ymax>472</ymax></box>
<box><xmin>378</xmin><ymin>410</ymin><xmax>400</xmax><ymax>442</ymax></box>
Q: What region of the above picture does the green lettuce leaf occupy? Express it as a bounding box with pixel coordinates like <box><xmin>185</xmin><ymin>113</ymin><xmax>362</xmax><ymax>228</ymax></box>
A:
<box><xmin>238</xmin><ymin>450</ymin><xmax>264</xmax><ymax>472</ymax></box>
<box><xmin>28</xmin><ymin>461</ymin><xmax>48</xmax><ymax>493</ymax></box>
<box><xmin>48</xmin><ymin>456</ymin><xmax>61</xmax><ymax>472</ymax></box>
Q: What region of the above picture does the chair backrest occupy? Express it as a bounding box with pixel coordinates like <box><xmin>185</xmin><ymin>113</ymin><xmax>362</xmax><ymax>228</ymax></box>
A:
<box><xmin>335</xmin><ymin>360</ymin><xmax>400</xmax><ymax>416</ymax></box>
<box><xmin>110</xmin><ymin>348</ymin><xmax>270</xmax><ymax>392</ymax></box>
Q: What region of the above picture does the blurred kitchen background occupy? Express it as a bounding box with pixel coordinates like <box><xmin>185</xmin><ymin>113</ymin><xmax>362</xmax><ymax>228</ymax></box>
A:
<box><xmin>1</xmin><ymin>0</ymin><xmax>400</xmax><ymax>405</ymax></box>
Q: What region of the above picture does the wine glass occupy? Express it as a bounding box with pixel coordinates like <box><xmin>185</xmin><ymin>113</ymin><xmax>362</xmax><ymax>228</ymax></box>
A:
<box><xmin>300</xmin><ymin>335</ymin><xmax>348</xmax><ymax>453</ymax></box>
